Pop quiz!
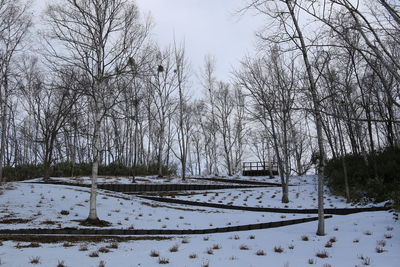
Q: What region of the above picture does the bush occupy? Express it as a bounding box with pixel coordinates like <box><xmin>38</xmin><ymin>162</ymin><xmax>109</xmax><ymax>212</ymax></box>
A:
<box><xmin>3</xmin><ymin>162</ymin><xmax>176</xmax><ymax>181</ymax></box>
<box><xmin>325</xmin><ymin>147</ymin><xmax>400</xmax><ymax>209</ymax></box>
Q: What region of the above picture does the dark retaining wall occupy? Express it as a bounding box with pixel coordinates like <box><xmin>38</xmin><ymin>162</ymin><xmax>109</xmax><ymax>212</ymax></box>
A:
<box><xmin>0</xmin><ymin>216</ymin><xmax>332</xmax><ymax>236</ymax></box>
<box><xmin>37</xmin><ymin>181</ymin><xmax>267</xmax><ymax>192</ymax></box>
<box><xmin>140</xmin><ymin>196</ymin><xmax>391</xmax><ymax>215</ymax></box>
<box><xmin>191</xmin><ymin>177</ymin><xmax>282</xmax><ymax>186</ymax></box>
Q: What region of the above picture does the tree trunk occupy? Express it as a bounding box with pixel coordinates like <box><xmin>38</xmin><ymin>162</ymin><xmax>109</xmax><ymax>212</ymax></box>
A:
<box><xmin>0</xmin><ymin>74</ymin><xmax>8</xmax><ymax>184</ymax></box>
<box><xmin>87</xmin><ymin>109</ymin><xmax>101</xmax><ymax>222</ymax></box>
<box><xmin>286</xmin><ymin>1</ymin><xmax>326</xmax><ymax>236</ymax></box>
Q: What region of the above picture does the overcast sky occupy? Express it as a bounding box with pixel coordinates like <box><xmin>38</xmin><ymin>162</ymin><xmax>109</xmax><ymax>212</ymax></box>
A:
<box><xmin>136</xmin><ymin>0</ymin><xmax>264</xmax><ymax>83</ymax></box>
<box><xmin>33</xmin><ymin>0</ymin><xmax>264</xmax><ymax>89</ymax></box>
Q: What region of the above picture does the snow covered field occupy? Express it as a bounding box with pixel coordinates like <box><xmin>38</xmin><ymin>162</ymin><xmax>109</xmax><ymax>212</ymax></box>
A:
<box><xmin>0</xmin><ymin>176</ymin><xmax>399</xmax><ymax>266</ymax></box>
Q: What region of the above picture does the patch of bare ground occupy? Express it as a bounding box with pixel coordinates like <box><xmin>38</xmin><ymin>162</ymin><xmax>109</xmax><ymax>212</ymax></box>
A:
<box><xmin>78</xmin><ymin>219</ymin><xmax>112</xmax><ymax>227</ymax></box>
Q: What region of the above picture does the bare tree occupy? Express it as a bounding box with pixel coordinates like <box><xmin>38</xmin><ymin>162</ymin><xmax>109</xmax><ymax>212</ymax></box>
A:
<box><xmin>244</xmin><ymin>0</ymin><xmax>328</xmax><ymax>235</ymax></box>
<box><xmin>147</xmin><ymin>47</ymin><xmax>178</xmax><ymax>177</ymax></box>
<box><xmin>235</xmin><ymin>48</ymin><xmax>297</xmax><ymax>203</ymax></box>
<box><xmin>201</xmin><ymin>56</ymin><xmax>219</xmax><ymax>176</ymax></box>
<box><xmin>173</xmin><ymin>41</ymin><xmax>191</xmax><ymax>180</ymax></box>
<box><xmin>19</xmin><ymin>58</ymin><xmax>81</xmax><ymax>181</ymax></box>
<box><xmin>44</xmin><ymin>0</ymin><xmax>150</xmax><ymax>224</ymax></box>
<box><xmin>0</xmin><ymin>0</ymin><xmax>31</xmax><ymax>183</ymax></box>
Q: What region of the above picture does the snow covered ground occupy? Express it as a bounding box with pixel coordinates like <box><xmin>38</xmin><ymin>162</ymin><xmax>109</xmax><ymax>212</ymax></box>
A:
<box><xmin>0</xmin><ymin>175</ymin><xmax>399</xmax><ymax>266</ymax></box>
<box><xmin>0</xmin><ymin>183</ymin><xmax>307</xmax><ymax>230</ymax></box>
<box><xmin>151</xmin><ymin>176</ymin><xmax>385</xmax><ymax>209</ymax></box>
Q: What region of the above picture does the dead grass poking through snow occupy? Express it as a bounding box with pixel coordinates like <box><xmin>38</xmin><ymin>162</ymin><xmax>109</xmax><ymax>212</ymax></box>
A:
<box><xmin>98</xmin><ymin>247</ymin><xmax>111</xmax><ymax>253</ymax></box>
<box><xmin>169</xmin><ymin>244</ymin><xmax>179</xmax><ymax>252</ymax></box>
<box><xmin>239</xmin><ymin>244</ymin><xmax>249</xmax><ymax>250</ymax></box>
<box><xmin>89</xmin><ymin>251</ymin><xmax>99</xmax><ymax>257</ymax></box>
<box><xmin>315</xmin><ymin>250</ymin><xmax>329</xmax><ymax>258</ymax></box>
<box><xmin>301</xmin><ymin>235</ymin><xmax>309</xmax><ymax>241</ymax></box>
<box><xmin>150</xmin><ymin>250</ymin><xmax>160</xmax><ymax>257</ymax></box>
<box><xmin>212</xmin><ymin>244</ymin><xmax>221</xmax><ymax>250</ymax></box>
<box><xmin>158</xmin><ymin>257</ymin><xmax>169</xmax><ymax>264</ymax></box>
<box><xmin>57</xmin><ymin>260</ymin><xmax>66</xmax><ymax>267</ymax></box>
<box><xmin>29</xmin><ymin>256</ymin><xmax>41</xmax><ymax>264</ymax></box>
<box><xmin>256</xmin><ymin>249</ymin><xmax>266</xmax><ymax>256</ymax></box>
<box><xmin>189</xmin><ymin>253</ymin><xmax>197</xmax><ymax>259</ymax></box>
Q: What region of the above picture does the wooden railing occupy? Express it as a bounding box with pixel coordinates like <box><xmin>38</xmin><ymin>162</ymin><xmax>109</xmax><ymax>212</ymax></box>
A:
<box><xmin>242</xmin><ymin>162</ymin><xmax>279</xmax><ymax>177</ymax></box>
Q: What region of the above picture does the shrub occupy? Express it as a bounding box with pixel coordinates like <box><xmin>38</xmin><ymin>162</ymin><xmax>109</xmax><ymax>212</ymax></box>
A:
<box><xmin>3</xmin><ymin>162</ymin><xmax>176</xmax><ymax>181</ymax></box>
<box><xmin>325</xmin><ymin>147</ymin><xmax>400</xmax><ymax>208</ymax></box>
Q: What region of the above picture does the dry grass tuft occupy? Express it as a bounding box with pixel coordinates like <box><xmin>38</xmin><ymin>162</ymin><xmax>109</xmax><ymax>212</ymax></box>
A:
<box><xmin>79</xmin><ymin>245</ymin><xmax>88</xmax><ymax>251</ymax></box>
<box><xmin>98</xmin><ymin>247</ymin><xmax>110</xmax><ymax>253</ymax></box>
<box><xmin>239</xmin><ymin>244</ymin><xmax>249</xmax><ymax>250</ymax></box>
<box><xmin>29</xmin><ymin>256</ymin><xmax>41</xmax><ymax>264</ymax></box>
<box><xmin>89</xmin><ymin>251</ymin><xmax>99</xmax><ymax>258</ymax></box>
<box><xmin>189</xmin><ymin>253</ymin><xmax>197</xmax><ymax>259</ymax></box>
<box><xmin>150</xmin><ymin>250</ymin><xmax>160</xmax><ymax>257</ymax></box>
<box><xmin>274</xmin><ymin>246</ymin><xmax>284</xmax><ymax>253</ymax></box>
<box><xmin>158</xmin><ymin>257</ymin><xmax>169</xmax><ymax>264</ymax></box>
<box><xmin>315</xmin><ymin>250</ymin><xmax>329</xmax><ymax>258</ymax></box>
<box><xmin>212</xmin><ymin>244</ymin><xmax>221</xmax><ymax>250</ymax></box>
<box><xmin>256</xmin><ymin>249</ymin><xmax>266</xmax><ymax>256</ymax></box>
<box><xmin>63</xmin><ymin>242</ymin><xmax>74</xmax><ymax>247</ymax></box>
<box><xmin>57</xmin><ymin>260</ymin><xmax>66</xmax><ymax>267</ymax></box>
<box><xmin>106</xmin><ymin>242</ymin><xmax>118</xmax><ymax>249</ymax></box>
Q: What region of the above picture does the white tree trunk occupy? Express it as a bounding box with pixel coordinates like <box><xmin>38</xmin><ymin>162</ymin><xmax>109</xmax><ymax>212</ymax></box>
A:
<box><xmin>88</xmin><ymin>109</ymin><xmax>102</xmax><ymax>222</ymax></box>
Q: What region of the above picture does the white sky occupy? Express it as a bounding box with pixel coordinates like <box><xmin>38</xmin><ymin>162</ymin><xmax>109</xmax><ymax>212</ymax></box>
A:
<box><xmin>136</xmin><ymin>0</ymin><xmax>264</xmax><ymax>83</ymax></box>
<box><xmin>32</xmin><ymin>0</ymin><xmax>264</xmax><ymax>89</ymax></box>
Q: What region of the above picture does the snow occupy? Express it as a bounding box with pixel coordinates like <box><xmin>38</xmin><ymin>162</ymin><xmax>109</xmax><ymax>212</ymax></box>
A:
<box><xmin>0</xmin><ymin>175</ymin><xmax>399</xmax><ymax>266</ymax></box>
